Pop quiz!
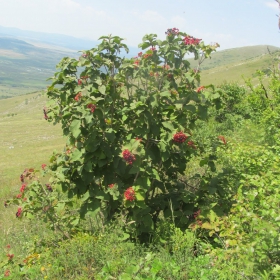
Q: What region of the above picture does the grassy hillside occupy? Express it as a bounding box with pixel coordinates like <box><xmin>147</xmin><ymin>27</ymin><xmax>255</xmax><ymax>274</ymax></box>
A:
<box><xmin>200</xmin><ymin>50</ymin><xmax>280</xmax><ymax>85</ymax></box>
<box><xmin>0</xmin><ymin>37</ymin><xmax>77</xmax><ymax>98</ymax></box>
<box><xmin>0</xmin><ymin>91</ymin><xmax>64</xmax><ymax>198</ymax></box>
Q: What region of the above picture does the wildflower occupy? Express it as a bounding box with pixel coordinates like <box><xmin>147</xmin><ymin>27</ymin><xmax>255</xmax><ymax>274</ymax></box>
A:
<box><xmin>87</xmin><ymin>103</ymin><xmax>96</xmax><ymax>113</ymax></box>
<box><xmin>16</xmin><ymin>207</ymin><xmax>22</xmax><ymax>218</ymax></box>
<box><xmin>218</xmin><ymin>135</ymin><xmax>227</xmax><ymax>145</ymax></box>
<box><xmin>196</xmin><ymin>86</ymin><xmax>205</xmax><ymax>93</ymax></box>
<box><xmin>42</xmin><ymin>164</ymin><xmax>47</xmax><ymax>170</ymax></box>
<box><xmin>122</xmin><ymin>149</ymin><xmax>136</xmax><ymax>165</ymax></box>
<box><xmin>173</xmin><ymin>132</ymin><xmax>188</xmax><ymax>143</ymax></box>
<box><xmin>74</xmin><ymin>92</ymin><xmax>82</xmax><ymax>101</ymax></box>
<box><xmin>20</xmin><ymin>184</ymin><xmax>26</xmax><ymax>193</ymax></box>
<box><xmin>124</xmin><ymin>187</ymin><xmax>136</xmax><ymax>201</ymax></box>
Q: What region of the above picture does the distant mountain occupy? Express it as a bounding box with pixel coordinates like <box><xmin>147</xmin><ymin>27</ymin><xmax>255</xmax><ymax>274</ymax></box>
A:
<box><xmin>0</xmin><ymin>37</ymin><xmax>77</xmax><ymax>97</ymax></box>
<box><xmin>0</xmin><ymin>25</ymin><xmax>139</xmax><ymax>56</ymax></box>
<box><xmin>0</xmin><ymin>25</ymin><xmax>98</xmax><ymax>51</ymax></box>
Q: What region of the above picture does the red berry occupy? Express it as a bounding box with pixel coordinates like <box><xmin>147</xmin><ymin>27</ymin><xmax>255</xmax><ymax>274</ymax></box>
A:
<box><xmin>124</xmin><ymin>187</ymin><xmax>136</xmax><ymax>201</ymax></box>
<box><xmin>122</xmin><ymin>149</ymin><xmax>136</xmax><ymax>165</ymax></box>
<box><xmin>173</xmin><ymin>132</ymin><xmax>188</xmax><ymax>143</ymax></box>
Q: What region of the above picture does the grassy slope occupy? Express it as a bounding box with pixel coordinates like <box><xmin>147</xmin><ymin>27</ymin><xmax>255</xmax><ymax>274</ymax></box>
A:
<box><xmin>200</xmin><ymin>51</ymin><xmax>279</xmax><ymax>85</ymax></box>
<box><xmin>190</xmin><ymin>45</ymin><xmax>280</xmax><ymax>85</ymax></box>
<box><xmin>0</xmin><ymin>92</ymin><xmax>65</xmax><ymax>198</ymax></box>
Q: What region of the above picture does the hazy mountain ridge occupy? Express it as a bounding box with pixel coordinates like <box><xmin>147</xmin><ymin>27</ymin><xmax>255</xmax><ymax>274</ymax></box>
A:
<box><xmin>0</xmin><ymin>34</ymin><xmax>279</xmax><ymax>98</ymax></box>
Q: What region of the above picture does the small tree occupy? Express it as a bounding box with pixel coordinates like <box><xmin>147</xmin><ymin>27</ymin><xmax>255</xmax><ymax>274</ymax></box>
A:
<box><xmin>8</xmin><ymin>29</ymin><xmax>220</xmax><ymax>239</ymax></box>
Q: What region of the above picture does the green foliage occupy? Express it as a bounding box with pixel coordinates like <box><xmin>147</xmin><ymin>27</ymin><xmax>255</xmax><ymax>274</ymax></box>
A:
<box><xmin>191</xmin><ymin>142</ymin><xmax>280</xmax><ymax>279</ymax></box>
<box><xmin>0</xmin><ymin>222</ymin><xmax>217</xmax><ymax>279</ymax></box>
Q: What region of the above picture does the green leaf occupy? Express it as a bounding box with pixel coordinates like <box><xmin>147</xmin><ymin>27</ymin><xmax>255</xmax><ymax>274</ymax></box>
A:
<box><xmin>70</xmin><ymin>119</ymin><xmax>81</xmax><ymax>138</ymax></box>
<box><xmin>71</xmin><ymin>149</ymin><xmax>83</xmax><ymax>162</ymax></box>
<box><xmin>98</xmin><ymin>85</ymin><xmax>106</xmax><ymax>95</ymax></box>
<box><xmin>162</xmin><ymin>121</ymin><xmax>174</xmax><ymax>131</ymax></box>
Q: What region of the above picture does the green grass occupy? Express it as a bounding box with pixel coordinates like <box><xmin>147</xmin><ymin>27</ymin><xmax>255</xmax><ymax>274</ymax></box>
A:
<box><xmin>0</xmin><ymin>92</ymin><xmax>65</xmax><ymax>198</ymax></box>
<box><xmin>199</xmin><ymin>51</ymin><xmax>278</xmax><ymax>86</ymax></box>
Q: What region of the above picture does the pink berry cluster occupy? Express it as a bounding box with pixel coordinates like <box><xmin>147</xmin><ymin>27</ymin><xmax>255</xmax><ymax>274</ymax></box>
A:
<box><xmin>122</xmin><ymin>149</ymin><xmax>136</xmax><ymax>165</ymax></box>
<box><xmin>16</xmin><ymin>207</ymin><xmax>22</xmax><ymax>218</ymax></box>
<box><xmin>183</xmin><ymin>36</ymin><xmax>201</xmax><ymax>45</ymax></box>
<box><xmin>165</xmin><ymin>27</ymin><xmax>179</xmax><ymax>36</ymax></box>
<box><xmin>74</xmin><ymin>92</ymin><xmax>82</xmax><ymax>101</ymax></box>
<box><xmin>124</xmin><ymin>187</ymin><xmax>136</xmax><ymax>201</ymax></box>
<box><xmin>173</xmin><ymin>132</ymin><xmax>188</xmax><ymax>143</ymax></box>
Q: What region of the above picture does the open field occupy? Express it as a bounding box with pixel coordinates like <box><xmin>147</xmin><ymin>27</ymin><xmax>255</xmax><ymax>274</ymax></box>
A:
<box><xmin>0</xmin><ymin>92</ymin><xmax>65</xmax><ymax>199</ymax></box>
<box><xmin>200</xmin><ymin>50</ymin><xmax>279</xmax><ymax>85</ymax></box>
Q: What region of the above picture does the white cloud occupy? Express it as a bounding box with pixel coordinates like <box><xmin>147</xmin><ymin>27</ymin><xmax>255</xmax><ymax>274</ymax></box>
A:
<box><xmin>264</xmin><ymin>1</ymin><xmax>279</xmax><ymax>10</ymax></box>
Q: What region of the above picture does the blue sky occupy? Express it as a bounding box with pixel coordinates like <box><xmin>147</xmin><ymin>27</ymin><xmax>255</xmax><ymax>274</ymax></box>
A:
<box><xmin>0</xmin><ymin>0</ymin><xmax>279</xmax><ymax>50</ymax></box>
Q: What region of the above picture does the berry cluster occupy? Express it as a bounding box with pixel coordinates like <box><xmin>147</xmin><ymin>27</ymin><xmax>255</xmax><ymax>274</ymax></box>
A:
<box><xmin>20</xmin><ymin>184</ymin><xmax>26</xmax><ymax>193</ymax></box>
<box><xmin>87</xmin><ymin>103</ymin><xmax>96</xmax><ymax>113</ymax></box>
<box><xmin>122</xmin><ymin>149</ymin><xmax>136</xmax><ymax>165</ymax></box>
<box><xmin>124</xmin><ymin>187</ymin><xmax>136</xmax><ymax>201</ymax></box>
<box><xmin>20</xmin><ymin>174</ymin><xmax>24</xmax><ymax>183</ymax></box>
<box><xmin>173</xmin><ymin>132</ymin><xmax>188</xmax><ymax>143</ymax></box>
<box><xmin>165</xmin><ymin>28</ymin><xmax>179</xmax><ymax>36</ymax></box>
<box><xmin>196</xmin><ymin>86</ymin><xmax>205</xmax><ymax>93</ymax></box>
<box><xmin>16</xmin><ymin>207</ymin><xmax>22</xmax><ymax>218</ymax></box>
<box><xmin>74</xmin><ymin>92</ymin><xmax>82</xmax><ymax>101</ymax></box>
<box><xmin>183</xmin><ymin>36</ymin><xmax>201</xmax><ymax>45</ymax></box>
